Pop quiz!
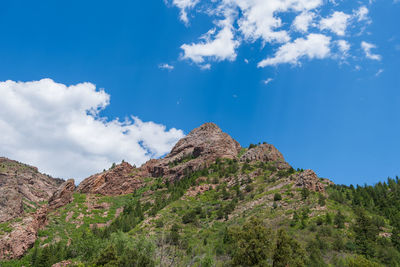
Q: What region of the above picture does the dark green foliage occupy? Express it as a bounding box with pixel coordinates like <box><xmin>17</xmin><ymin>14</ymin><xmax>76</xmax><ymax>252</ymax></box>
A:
<box><xmin>168</xmin><ymin>224</ymin><xmax>181</xmax><ymax>246</ymax></box>
<box><xmin>276</xmin><ymin>167</ymin><xmax>295</xmax><ymax>178</ymax></box>
<box><xmin>301</xmin><ymin>187</ymin><xmax>310</xmax><ymax>200</ymax></box>
<box><xmin>228</xmin><ymin>217</ymin><xmax>273</xmax><ymax>266</ymax></box>
<box><xmin>334</xmin><ymin>210</ymin><xmax>346</xmax><ymax>229</ymax></box>
<box><xmin>273</xmin><ymin>229</ymin><xmax>306</xmax><ymax>267</ymax></box>
<box><xmin>353</xmin><ymin>209</ymin><xmax>379</xmax><ymax>257</ymax></box>
<box><xmin>274</xmin><ymin>193</ymin><xmax>282</xmax><ymax>201</ymax></box>
<box><xmin>182</xmin><ymin>210</ymin><xmax>198</xmax><ymax>224</ymax></box>
<box><xmin>325</xmin><ymin>212</ymin><xmax>333</xmax><ymax>225</ymax></box>
<box><xmin>318</xmin><ymin>194</ymin><xmax>326</xmax><ymax>206</ymax></box>
<box><xmin>248</xmin><ymin>143</ymin><xmax>257</xmax><ymax>149</ymax></box>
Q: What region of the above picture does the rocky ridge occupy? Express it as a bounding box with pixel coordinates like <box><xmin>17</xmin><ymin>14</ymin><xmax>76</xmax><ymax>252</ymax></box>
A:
<box><xmin>76</xmin><ymin>162</ymin><xmax>142</xmax><ymax>196</ymax></box>
<box><xmin>0</xmin><ymin>157</ymin><xmax>63</xmax><ymax>223</ymax></box>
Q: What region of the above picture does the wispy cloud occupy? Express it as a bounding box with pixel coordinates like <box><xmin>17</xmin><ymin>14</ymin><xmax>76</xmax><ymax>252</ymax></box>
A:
<box><xmin>361</xmin><ymin>41</ymin><xmax>382</xmax><ymax>61</ymax></box>
<box><xmin>158</xmin><ymin>63</ymin><xmax>175</xmax><ymax>71</ymax></box>
<box><xmin>375</xmin><ymin>69</ymin><xmax>384</xmax><ymax>77</ymax></box>
<box><xmin>264</xmin><ymin>78</ymin><xmax>274</xmax><ymax>85</ymax></box>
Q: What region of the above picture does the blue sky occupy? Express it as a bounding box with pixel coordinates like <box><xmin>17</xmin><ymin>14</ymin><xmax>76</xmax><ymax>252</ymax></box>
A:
<box><xmin>0</xmin><ymin>0</ymin><xmax>399</xmax><ymax>185</ymax></box>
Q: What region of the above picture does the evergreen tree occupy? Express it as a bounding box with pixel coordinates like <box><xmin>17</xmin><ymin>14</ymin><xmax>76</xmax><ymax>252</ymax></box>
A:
<box><xmin>273</xmin><ymin>229</ymin><xmax>306</xmax><ymax>267</ymax></box>
<box><xmin>334</xmin><ymin>210</ymin><xmax>345</xmax><ymax>229</ymax></box>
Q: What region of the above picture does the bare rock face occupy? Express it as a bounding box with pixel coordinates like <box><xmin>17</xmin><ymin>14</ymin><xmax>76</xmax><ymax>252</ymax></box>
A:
<box><xmin>0</xmin><ymin>206</ymin><xmax>48</xmax><ymax>260</ymax></box>
<box><xmin>141</xmin><ymin>123</ymin><xmax>242</xmax><ymax>181</ymax></box>
<box><xmin>49</xmin><ymin>179</ymin><xmax>75</xmax><ymax>210</ymax></box>
<box><xmin>293</xmin><ymin>169</ymin><xmax>325</xmax><ymax>192</ymax></box>
<box><xmin>239</xmin><ymin>143</ymin><xmax>290</xmax><ymax>169</ymax></box>
<box><xmin>77</xmin><ymin>162</ymin><xmax>143</xmax><ymax>196</ymax></box>
<box><xmin>0</xmin><ymin>157</ymin><xmax>63</xmax><ymax>223</ymax></box>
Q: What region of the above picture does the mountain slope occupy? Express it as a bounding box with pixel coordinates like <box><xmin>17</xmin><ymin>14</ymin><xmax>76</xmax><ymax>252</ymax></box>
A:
<box><xmin>1</xmin><ymin>123</ymin><xmax>399</xmax><ymax>267</ymax></box>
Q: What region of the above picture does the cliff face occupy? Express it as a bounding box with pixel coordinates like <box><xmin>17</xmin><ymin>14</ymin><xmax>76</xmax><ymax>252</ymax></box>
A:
<box><xmin>0</xmin><ymin>157</ymin><xmax>63</xmax><ymax>223</ymax></box>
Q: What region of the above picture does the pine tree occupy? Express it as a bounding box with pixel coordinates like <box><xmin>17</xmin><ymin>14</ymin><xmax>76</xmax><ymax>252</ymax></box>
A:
<box><xmin>334</xmin><ymin>210</ymin><xmax>345</xmax><ymax>229</ymax></box>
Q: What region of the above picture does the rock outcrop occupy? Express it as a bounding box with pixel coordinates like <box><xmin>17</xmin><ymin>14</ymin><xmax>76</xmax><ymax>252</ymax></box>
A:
<box><xmin>141</xmin><ymin>123</ymin><xmax>241</xmax><ymax>180</ymax></box>
<box><xmin>239</xmin><ymin>143</ymin><xmax>290</xmax><ymax>169</ymax></box>
<box><xmin>77</xmin><ymin>162</ymin><xmax>142</xmax><ymax>196</ymax></box>
<box><xmin>0</xmin><ymin>157</ymin><xmax>63</xmax><ymax>223</ymax></box>
<box><xmin>293</xmin><ymin>169</ymin><xmax>325</xmax><ymax>192</ymax></box>
<box><xmin>52</xmin><ymin>260</ymin><xmax>75</xmax><ymax>267</ymax></box>
<box><xmin>49</xmin><ymin>179</ymin><xmax>76</xmax><ymax>210</ymax></box>
<box><xmin>0</xmin><ymin>206</ymin><xmax>48</xmax><ymax>260</ymax></box>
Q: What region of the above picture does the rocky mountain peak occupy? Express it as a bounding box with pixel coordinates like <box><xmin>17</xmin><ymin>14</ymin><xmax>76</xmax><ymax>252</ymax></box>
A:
<box><xmin>141</xmin><ymin>123</ymin><xmax>241</xmax><ymax>180</ymax></box>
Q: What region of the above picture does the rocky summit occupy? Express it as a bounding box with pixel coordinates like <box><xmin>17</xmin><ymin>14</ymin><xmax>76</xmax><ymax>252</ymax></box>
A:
<box><xmin>141</xmin><ymin>122</ymin><xmax>242</xmax><ymax>181</ymax></box>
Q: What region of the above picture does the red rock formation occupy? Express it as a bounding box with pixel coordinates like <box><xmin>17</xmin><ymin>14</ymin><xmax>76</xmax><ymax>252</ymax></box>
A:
<box><xmin>293</xmin><ymin>169</ymin><xmax>325</xmax><ymax>192</ymax></box>
<box><xmin>0</xmin><ymin>157</ymin><xmax>63</xmax><ymax>223</ymax></box>
<box><xmin>76</xmin><ymin>162</ymin><xmax>142</xmax><ymax>196</ymax></box>
<box><xmin>141</xmin><ymin>123</ymin><xmax>242</xmax><ymax>180</ymax></box>
<box><xmin>0</xmin><ymin>206</ymin><xmax>48</xmax><ymax>260</ymax></box>
<box><xmin>49</xmin><ymin>179</ymin><xmax>76</xmax><ymax>210</ymax></box>
<box><xmin>239</xmin><ymin>143</ymin><xmax>290</xmax><ymax>169</ymax></box>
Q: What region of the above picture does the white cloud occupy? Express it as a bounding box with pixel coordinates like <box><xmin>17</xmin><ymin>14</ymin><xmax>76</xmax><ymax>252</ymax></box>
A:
<box><xmin>159</xmin><ymin>63</ymin><xmax>175</xmax><ymax>71</ymax></box>
<box><xmin>0</xmin><ymin>79</ymin><xmax>184</xmax><ymax>182</ymax></box>
<box><xmin>354</xmin><ymin>6</ymin><xmax>369</xmax><ymax>22</ymax></box>
<box><xmin>319</xmin><ymin>11</ymin><xmax>351</xmax><ymax>36</ymax></box>
<box><xmin>258</xmin><ymin>34</ymin><xmax>331</xmax><ymax>67</ymax></box>
<box><xmin>264</xmin><ymin>78</ymin><xmax>274</xmax><ymax>85</ymax></box>
<box><xmin>337</xmin><ymin>40</ymin><xmax>350</xmax><ymax>57</ymax></box>
<box><xmin>292</xmin><ymin>12</ymin><xmax>315</xmax><ymax>33</ymax></box>
<box><xmin>361</xmin><ymin>41</ymin><xmax>382</xmax><ymax>60</ymax></box>
<box><xmin>375</xmin><ymin>69</ymin><xmax>384</xmax><ymax>76</ymax></box>
<box><xmin>181</xmin><ymin>20</ymin><xmax>239</xmax><ymax>64</ymax></box>
<box><xmin>236</xmin><ymin>0</ymin><xmax>322</xmax><ymax>44</ymax></box>
<box><xmin>168</xmin><ymin>0</ymin><xmax>376</xmax><ymax>68</ymax></box>
<box><xmin>170</xmin><ymin>0</ymin><xmax>199</xmax><ymax>24</ymax></box>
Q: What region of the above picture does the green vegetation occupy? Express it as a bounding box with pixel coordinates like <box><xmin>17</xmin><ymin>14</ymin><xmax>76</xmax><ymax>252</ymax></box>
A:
<box><xmin>2</xmin><ymin>158</ymin><xmax>400</xmax><ymax>266</ymax></box>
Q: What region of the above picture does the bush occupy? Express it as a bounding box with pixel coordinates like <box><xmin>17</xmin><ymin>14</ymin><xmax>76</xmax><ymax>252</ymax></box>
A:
<box><xmin>182</xmin><ymin>210</ymin><xmax>197</xmax><ymax>224</ymax></box>
<box><xmin>274</xmin><ymin>193</ymin><xmax>282</xmax><ymax>201</ymax></box>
